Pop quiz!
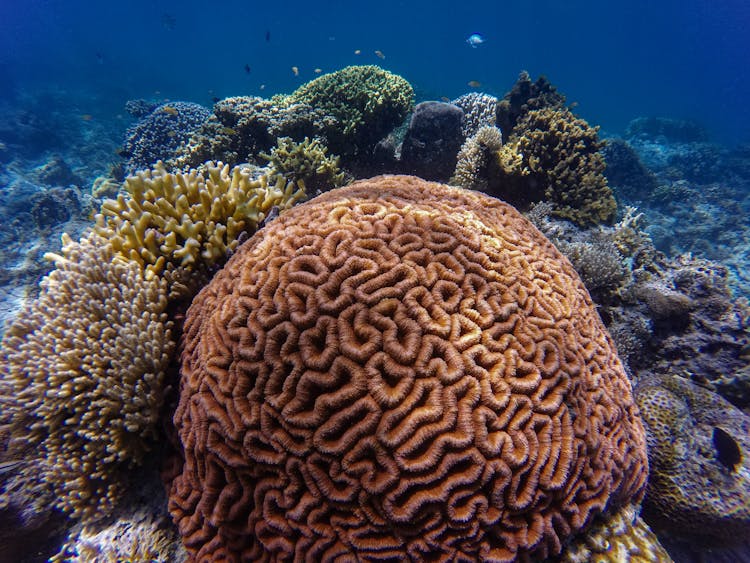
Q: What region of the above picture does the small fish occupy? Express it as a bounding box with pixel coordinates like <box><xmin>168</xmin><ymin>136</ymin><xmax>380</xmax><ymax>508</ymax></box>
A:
<box><xmin>161</xmin><ymin>105</ymin><xmax>179</xmax><ymax>116</ymax></box>
<box><xmin>713</xmin><ymin>427</ymin><xmax>742</xmax><ymax>471</ymax></box>
<box><xmin>466</xmin><ymin>33</ymin><xmax>485</xmax><ymax>48</ymax></box>
<box><xmin>314</xmin><ymin>68</ymin><xmax>322</xmax><ymax>74</ymax></box>
<box><xmin>81</xmin><ymin>114</ymin><xmax>93</xmax><ymax>121</ymax></box>
<box><xmin>291</xmin><ymin>66</ymin><xmax>299</xmax><ymax>76</ymax></box>
<box><xmin>95</xmin><ymin>52</ymin><xmax>104</xmax><ymax>65</ymax></box>
<box><xmin>354</xmin><ymin>49</ymin><xmax>361</xmax><ymax>55</ymax></box>
<box><xmin>374</xmin><ymin>50</ymin><xmax>385</xmax><ymax>59</ymax></box>
<box><xmin>467</xmin><ymin>80</ymin><xmax>482</xmax><ymax>88</ymax></box>
<box><xmin>260</xmin><ymin>84</ymin><xmax>266</xmax><ymax>90</ymax></box>
<box><xmin>244</xmin><ymin>64</ymin><xmax>251</xmax><ymax>74</ymax></box>
<box><xmin>440</xmin><ymin>96</ymin><xmax>450</xmax><ymax>103</ymax></box>
<box><xmin>220</xmin><ymin>127</ymin><xmax>238</xmax><ymax>135</ymax></box>
<box><xmin>212</xmin><ymin>96</ymin><xmax>220</xmax><ymax>103</ymax></box>
<box><xmin>161</xmin><ymin>13</ymin><xmax>177</xmax><ymax>30</ymax></box>
<box><xmin>0</xmin><ymin>460</ymin><xmax>24</xmax><ymax>474</ymax></box>
<box><xmin>265</xmin><ymin>29</ymin><xmax>271</xmax><ymax>42</ymax></box>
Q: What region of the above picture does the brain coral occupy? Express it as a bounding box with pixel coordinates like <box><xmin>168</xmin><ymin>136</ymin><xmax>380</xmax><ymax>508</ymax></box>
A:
<box><xmin>169</xmin><ymin>176</ymin><xmax>648</xmax><ymax>561</ymax></box>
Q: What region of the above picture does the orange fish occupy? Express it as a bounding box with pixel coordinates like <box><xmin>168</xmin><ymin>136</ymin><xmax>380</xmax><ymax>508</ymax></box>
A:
<box><xmin>161</xmin><ymin>105</ymin><xmax>179</xmax><ymax>116</ymax></box>
<box><xmin>375</xmin><ymin>50</ymin><xmax>385</xmax><ymax>59</ymax></box>
<box><xmin>467</xmin><ymin>80</ymin><xmax>482</xmax><ymax>88</ymax></box>
<box><xmin>81</xmin><ymin>114</ymin><xmax>93</xmax><ymax>121</ymax></box>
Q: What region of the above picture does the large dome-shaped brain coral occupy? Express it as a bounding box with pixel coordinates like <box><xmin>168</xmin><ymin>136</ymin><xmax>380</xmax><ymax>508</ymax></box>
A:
<box><xmin>168</xmin><ymin>176</ymin><xmax>648</xmax><ymax>561</ymax></box>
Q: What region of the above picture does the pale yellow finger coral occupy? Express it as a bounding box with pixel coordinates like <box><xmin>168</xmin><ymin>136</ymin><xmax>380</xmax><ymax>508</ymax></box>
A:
<box><xmin>93</xmin><ymin>161</ymin><xmax>306</xmax><ymax>278</ymax></box>
<box><xmin>0</xmin><ymin>232</ymin><xmax>173</xmax><ymax>519</ymax></box>
<box><xmin>450</xmin><ymin>125</ymin><xmax>503</xmax><ymax>190</ymax></box>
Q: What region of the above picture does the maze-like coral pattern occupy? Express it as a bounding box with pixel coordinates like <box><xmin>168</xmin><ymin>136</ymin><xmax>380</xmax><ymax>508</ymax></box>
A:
<box><xmin>169</xmin><ymin>176</ymin><xmax>647</xmax><ymax>561</ymax></box>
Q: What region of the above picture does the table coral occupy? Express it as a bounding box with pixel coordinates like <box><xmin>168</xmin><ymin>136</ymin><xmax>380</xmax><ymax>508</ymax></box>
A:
<box><xmin>168</xmin><ymin>175</ymin><xmax>648</xmax><ymax>561</ymax></box>
<box><xmin>0</xmin><ymin>232</ymin><xmax>173</xmax><ymax>518</ymax></box>
<box><xmin>635</xmin><ymin>373</ymin><xmax>750</xmax><ymax>541</ymax></box>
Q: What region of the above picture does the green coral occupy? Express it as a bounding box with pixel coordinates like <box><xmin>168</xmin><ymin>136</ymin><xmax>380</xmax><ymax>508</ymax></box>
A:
<box><xmin>261</xmin><ymin>136</ymin><xmax>346</xmax><ymax>194</ymax></box>
<box><xmin>489</xmin><ymin>106</ymin><xmax>617</xmax><ymax>226</ymax></box>
<box><xmin>285</xmin><ymin>65</ymin><xmax>414</xmax><ymax>156</ymax></box>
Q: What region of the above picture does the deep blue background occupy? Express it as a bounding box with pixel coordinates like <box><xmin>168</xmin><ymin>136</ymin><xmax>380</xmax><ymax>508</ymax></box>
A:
<box><xmin>1</xmin><ymin>0</ymin><xmax>749</xmax><ymax>144</ymax></box>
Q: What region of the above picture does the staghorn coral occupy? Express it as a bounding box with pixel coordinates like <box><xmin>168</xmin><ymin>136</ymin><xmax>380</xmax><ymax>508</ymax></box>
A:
<box><xmin>452</xmin><ymin>92</ymin><xmax>499</xmax><ymax>138</ymax></box>
<box><xmin>450</xmin><ymin>125</ymin><xmax>503</xmax><ymax>190</ymax></box>
<box><xmin>168</xmin><ymin>175</ymin><xmax>649</xmax><ymax>561</ymax></box>
<box><xmin>260</xmin><ymin>136</ymin><xmax>345</xmax><ymax>195</ymax></box>
<box><xmin>489</xmin><ymin>106</ymin><xmax>617</xmax><ymax>226</ymax></box>
<box><xmin>634</xmin><ymin>373</ymin><xmax>750</xmax><ymax>541</ymax></box>
<box><xmin>286</xmin><ymin>65</ymin><xmax>414</xmax><ymax>157</ymax></box>
<box><xmin>93</xmin><ymin>161</ymin><xmax>306</xmax><ymax>279</ymax></box>
<box><xmin>561</xmin><ymin>504</ymin><xmax>673</xmax><ymax>562</ymax></box>
<box><xmin>0</xmin><ymin>232</ymin><xmax>173</xmax><ymax>518</ymax></box>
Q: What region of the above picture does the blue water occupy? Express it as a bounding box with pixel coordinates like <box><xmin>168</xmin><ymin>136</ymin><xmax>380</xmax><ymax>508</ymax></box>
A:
<box><xmin>1</xmin><ymin>0</ymin><xmax>749</xmax><ymax>145</ymax></box>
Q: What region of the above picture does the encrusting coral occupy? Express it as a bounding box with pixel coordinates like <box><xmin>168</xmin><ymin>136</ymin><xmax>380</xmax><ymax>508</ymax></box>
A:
<box><xmin>93</xmin><ymin>161</ymin><xmax>306</xmax><ymax>280</ymax></box>
<box><xmin>634</xmin><ymin>373</ymin><xmax>750</xmax><ymax>541</ymax></box>
<box><xmin>0</xmin><ymin>232</ymin><xmax>173</xmax><ymax>519</ymax></box>
<box><xmin>168</xmin><ymin>175</ymin><xmax>649</xmax><ymax>561</ymax></box>
<box><xmin>561</xmin><ymin>504</ymin><xmax>672</xmax><ymax>562</ymax></box>
<box><xmin>489</xmin><ymin>106</ymin><xmax>617</xmax><ymax>226</ymax></box>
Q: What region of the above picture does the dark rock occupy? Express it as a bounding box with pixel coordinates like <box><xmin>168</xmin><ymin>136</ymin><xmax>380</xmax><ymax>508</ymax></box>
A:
<box><xmin>602</xmin><ymin>138</ymin><xmax>660</xmax><ymax>201</ymax></box>
<box><xmin>399</xmin><ymin>101</ymin><xmax>464</xmax><ymax>181</ymax></box>
<box><xmin>33</xmin><ymin>155</ymin><xmax>82</xmax><ymax>187</ymax></box>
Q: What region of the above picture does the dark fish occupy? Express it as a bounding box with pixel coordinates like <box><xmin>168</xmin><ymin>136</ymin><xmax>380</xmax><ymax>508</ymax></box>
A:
<box><xmin>0</xmin><ymin>460</ymin><xmax>23</xmax><ymax>475</ymax></box>
<box><xmin>244</xmin><ymin>64</ymin><xmax>251</xmax><ymax>74</ymax></box>
<box><xmin>713</xmin><ymin>426</ymin><xmax>742</xmax><ymax>471</ymax></box>
<box><xmin>212</xmin><ymin>96</ymin><xmax>220</xmax><ymax>103</ymax></box>
<box><xmin>117</xmin><ymin>148</ymin><xmax>132</xmax><ymax>158</ymax></box>
<box><xmin>95</xmin><ymin>52</ymin><xmax>104</xmax><ymax>65</ymax></box>
<box><xmin>265</xmin><ymin>29</ymin><xmax>271</xmax><ymax>42</ymax></box>
<box><xmin>161</xmin><ymin>13</ymin><xmax>176</xmax><ymax>30</ymax></box>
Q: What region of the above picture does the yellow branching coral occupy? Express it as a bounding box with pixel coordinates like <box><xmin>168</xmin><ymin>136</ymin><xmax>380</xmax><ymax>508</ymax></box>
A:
<box><xmin>489</xmin><ymin>107</ymin><xmax>617</xmax><ymax>226</ymax></box>
<box><xmin>450</xmin><ymin>125</ymin><xmax>503</xmax><ymax>190</ymax></box>
<box><xmin>94</xmin><ymin>161</ymin><xmax>306</xmax><ymax>278</ymax></box>
<box><xmin>261</xmin><ymin>136</ymin><xmax>345</xmax><ymax>194</ymax></box>
<box><xmin>0</xmin><ymin>232</ymin><xmax>173</xmax><ymax>518</ymax></box>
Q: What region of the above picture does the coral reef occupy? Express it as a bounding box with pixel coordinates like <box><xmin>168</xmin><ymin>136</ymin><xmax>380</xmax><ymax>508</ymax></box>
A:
<box><xmin>631</xmin><ymin>255</ymin><xmax>750</xmax><ymax>408</ymax></box>
<box><xmin>0</xmin><ymin>232</ymin><xmax>173</xmax><ymax>519</ymax></box>
<box><xmin>451</xmin><ymin>92</ymin><xmax>498</xmax><ymax>138</ymax></box>
<box><xmin>121</xmin><ymin>101</ymin><xmax>211</xmax><ymax>174</ymax></box>
<box><xmin>286</xmin><ymin>65</ymin><xmax>414</xmax><ymax>157</ymax></box>
<box><xmin>168</xmin><ymin>96</ymin><xmax>326</xmax><ymax>171</ymax></box>
<box><xmin>168</xmin><ymin>175</ymin><xmax>648</xmax><ymax>561</ymax></box>
<box><xmin>625</xmin><ymin>117</ymin><xmax>709</xmax><ymax>144</ymax></box>
<box><xmin>399</xmin><ymin>101</ymin><xmax>464</xmax><ymax>181</ymax></box>
<box><xmin>93</xmin><ymin>161</ymin><xmax>306</xmax><ymax>279</ymax></box>
<box><xmin>260</xmin><ymin>136</ymin><xmax>345</xmax><ymax>195</ymax></box>
<box><xmin>489</xmin><ymin>107</ymin><xmax>617</xmax><ymax>226</ymax></box>
<box><xmin>561</xmin><ymin>504</ymin><xmax>673</xmax><ymax>562</ymax></box>
<box><xmin>634</xmin><ymin>373</ymin><xmax>750</xmax><ymax>541</ymax></box>
<box><xmin>450</xmin><ymin>125</ymin><xmax>503</xmax><ymax>190</ymax></box>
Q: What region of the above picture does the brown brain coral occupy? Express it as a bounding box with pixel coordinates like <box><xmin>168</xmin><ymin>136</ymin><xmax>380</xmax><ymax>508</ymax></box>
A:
<box><xmin>169</xmin><ymin>175</ymin><xmax>648</xmax><ymax>561</ymax></box>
